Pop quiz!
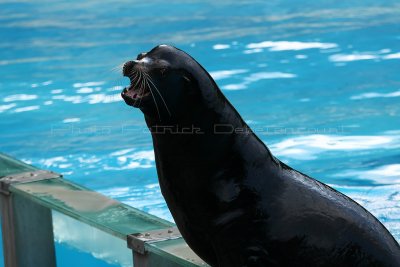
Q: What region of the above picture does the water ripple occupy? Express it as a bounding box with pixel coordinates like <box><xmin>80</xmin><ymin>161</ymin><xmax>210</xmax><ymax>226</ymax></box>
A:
<box><xmin>212</xmin><ymin>44</ymin><xmax>230</xmax><ymax>50</ymax></box>
<box><xmin>334</xmin><ymin>164</ymin><xmax>400</xmax><ymax>184</ymax></box>
<box><xmin>0</xmin><ymin>103</ymin><xmax>16</xmax><ymax>113</ymax></box>
<box><xmin>63</xmin><ymin>118</ymin><xmax>81</xmax><ymax>123</ymax></box>
<box><xmin>246</xmin><ymin>40</ymin><xmax>338</xmax><ymax>51</ymax></box>
<box><xmin>333</xmin><ymin>184</ymin><xmax>400</xmax><ymax>241</ymax></box>
<box><xmin>210</xmin><ymin>69</ymin><xmax>248</xmax><ymax>80</ymax></box>
<box><xmin>73</xmin><ymin>81</ymin><xmax>105</xmax><ymax>88</ymax></box>
<box><xmin>329</xmin><ymin>53</ymin><xmax>378</xmax><ymax>62</ymax></box>
<box><xmin>3</xmin><ymin>94</ymin><xmax>38</xmax><ymax>102</ymax></box>
<box><xmin>351</xmin><ymin>90</ymin><xmax>400</xmax><ymax>100</ymax></box>
<box><xmin>383</xmin><ymin>52</ymin><xmax>400</xmax><ymax>59</ymax></box>
<box><xmin>270</xmin><ymin>134</ymin><xmax>400</xmax><ymax>160</ymax></box>
<box><xmin>13</xmin><ymin>105</ymin><xmax>40</xmax><ymax>113</ymax></box>
<box><xmin>223</xmin><ymin>71</ymin><xmax>297</xmax><ymax>91</ymax></box>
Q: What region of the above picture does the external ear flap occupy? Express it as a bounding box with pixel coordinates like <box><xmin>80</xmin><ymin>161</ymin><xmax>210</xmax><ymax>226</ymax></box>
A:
<box><xmin>181</xmin><ymin>69</ymin><xmax>194</xmax><ymax>83</ymax></box>
<box><xmin>183</xmin><ymin>72</ymin><xmax>199</xmax><ymax>98</ymax></box>
<box><xmin>183</xmin><ymin>74</ymin><xmax>191</xmax><ymax>83</ymax></box>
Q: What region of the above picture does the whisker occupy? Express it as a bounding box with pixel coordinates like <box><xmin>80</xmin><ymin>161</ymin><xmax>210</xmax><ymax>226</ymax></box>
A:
<box><xmin>129</xmin><ymin>68</ymin><xmax>138</xmax><ymax>79</ymax></box>
<box><xmin>137</xmin><ymin>70</ymin><xmax>145</xmax><ymax>107</ymax></box>
<box><xmin>144</xmin><ymin>73</ymin><xmax>172</xmax><ymax>116</ymax></box>
<box><xmin>134</xmin><ymin>70</ymin><xmax>142</xmax><ymax>105</ymax></box>
<box><xmin>131</xmin><ymin>70</ymin><xmax>140</xmax><ymax>87</ymax></box>
<box><xmin>110</xmin><ymin>63</ymin><xmax>125</xmax><ymax>74</ymax></box>
<box><xmin>144</xmin><ymin>73</ymin><xmax>161</xmax><ymax>120</ymax></box>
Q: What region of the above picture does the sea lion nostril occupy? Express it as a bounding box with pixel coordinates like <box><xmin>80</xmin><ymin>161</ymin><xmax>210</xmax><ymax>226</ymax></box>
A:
<box><xmin>137</xmin><ymin>52</ymin><xmax>147</xmax><ymax>60</ymax></box>
<box><xmin>122</xmin><ymin>61</ymin><xmax>135</xmax><ymax>76</ymax></box>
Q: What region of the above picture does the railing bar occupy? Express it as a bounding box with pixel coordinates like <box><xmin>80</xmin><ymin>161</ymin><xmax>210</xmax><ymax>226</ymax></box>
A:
<box><xmin>10</xmin><ymin>182</ymin><xmax>173</xmax><ymax>241</ymax></box>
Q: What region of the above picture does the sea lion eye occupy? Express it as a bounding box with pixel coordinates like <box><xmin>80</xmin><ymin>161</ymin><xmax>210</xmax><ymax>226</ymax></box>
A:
<box><xmin>137</xmin><ymin>52</ymin><xmax>147</xmax><ymax>60</ymax></box>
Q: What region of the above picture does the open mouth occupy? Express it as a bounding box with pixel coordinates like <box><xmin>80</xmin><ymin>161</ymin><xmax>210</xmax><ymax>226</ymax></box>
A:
<box><xmin>121</xmin><ymin>69</ymin><xmax>151</xmax><ymax>107</ymax></box>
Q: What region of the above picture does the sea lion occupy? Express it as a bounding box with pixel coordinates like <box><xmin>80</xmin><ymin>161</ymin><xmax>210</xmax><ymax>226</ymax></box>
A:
<box><xmin>121</xmin><ymin>45</ymin><xmax>400</xmax><ymax>267</ymax></box>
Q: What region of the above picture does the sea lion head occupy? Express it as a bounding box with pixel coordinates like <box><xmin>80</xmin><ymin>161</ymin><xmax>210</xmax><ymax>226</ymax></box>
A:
<box><xmin>121</xmin><ymin>45</ymin><xmax>219</xmax><ymax>122</ymax></box>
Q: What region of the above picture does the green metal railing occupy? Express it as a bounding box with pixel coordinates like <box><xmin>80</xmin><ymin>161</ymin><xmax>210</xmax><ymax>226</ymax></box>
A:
<box><xmin>0</xmin><ymin>153</ymin><xmax>209</xmax><ymax>267</ymax></box>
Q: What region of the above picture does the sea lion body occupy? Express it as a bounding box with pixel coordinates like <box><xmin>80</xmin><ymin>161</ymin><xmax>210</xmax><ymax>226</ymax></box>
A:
<box><xmin>121</xmin><ymin>45</ymin><xmax>400</xmax><ymax>267</ymax></box>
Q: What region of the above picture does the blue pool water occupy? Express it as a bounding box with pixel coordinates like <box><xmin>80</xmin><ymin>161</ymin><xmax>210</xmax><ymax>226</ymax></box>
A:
<box><xmin>1</xmin><ymin>1</ymin><xmax>400</xmax><ymax>266</ymax></box>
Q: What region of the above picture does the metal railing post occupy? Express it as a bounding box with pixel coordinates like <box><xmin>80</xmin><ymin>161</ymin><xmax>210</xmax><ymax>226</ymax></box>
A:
<box><xmin>127</xmin><ymin>227</ymin><xmax>182</xmax><ymax>267</ymax></box>
<box><xmin>0</xmin><ymin>171</ymin><xmax>59</xmax><ymax>267</ymax></box>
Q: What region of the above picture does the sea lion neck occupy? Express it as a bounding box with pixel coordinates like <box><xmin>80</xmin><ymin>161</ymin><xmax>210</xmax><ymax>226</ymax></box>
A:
<box><xmin>144</xmin><ymin>88</ymin><xmax>244</xmax><ymax>141</ymax></box>
<box><xmin>143</xmin><ymin>90</ymin><xmax>276</xmax><ymax>167</ymax></box>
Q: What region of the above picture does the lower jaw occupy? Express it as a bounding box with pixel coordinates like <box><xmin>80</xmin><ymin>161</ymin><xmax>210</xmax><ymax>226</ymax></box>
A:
<box><xmin>121</xmin><ymin>87</ymin><xmax>141</xmax><ymax>107</ymax></box>
<box><xmin>122</xmin><ymin>96</ymin><xmax>142</xmax><ymax>107</ymax></box>
<box><xmin>121</xmin><ymin>93</ymin><xmax>152</xmax><ymax>108</ymax></box>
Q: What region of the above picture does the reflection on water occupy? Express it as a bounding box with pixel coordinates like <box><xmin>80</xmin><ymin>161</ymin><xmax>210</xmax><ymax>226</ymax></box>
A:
<box><xmin>1</xmin><ymin>0</ymin><xmax>400</xmax><ymax>265</ymax></box>
<box><xmin>3</xmin><ymin>94</ymin><xmax>38</xmax><ymax>102</ymax></box>
<box><xmin>351</xmin><ymin>90</ymin><xmax>400</xmax><ymax>100</ymax></box>
<box><xmin>53</xmin><ymin>211</ymin><xmax>132</xmax><ymax>267</ymax></box>
<box><xmin>246</xmin><ymin>40</ymin><xmax>338</xmax><ymax>51</ymax></box>
<box><xmin>334</xmin><ymin>164</ymin><xmax>400</xmax><ymax>184</ymax></box>
<box><xmin>271</xmin><ymin>134</ymin><xmax>400</xmax><ymax>160</ymax></box>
